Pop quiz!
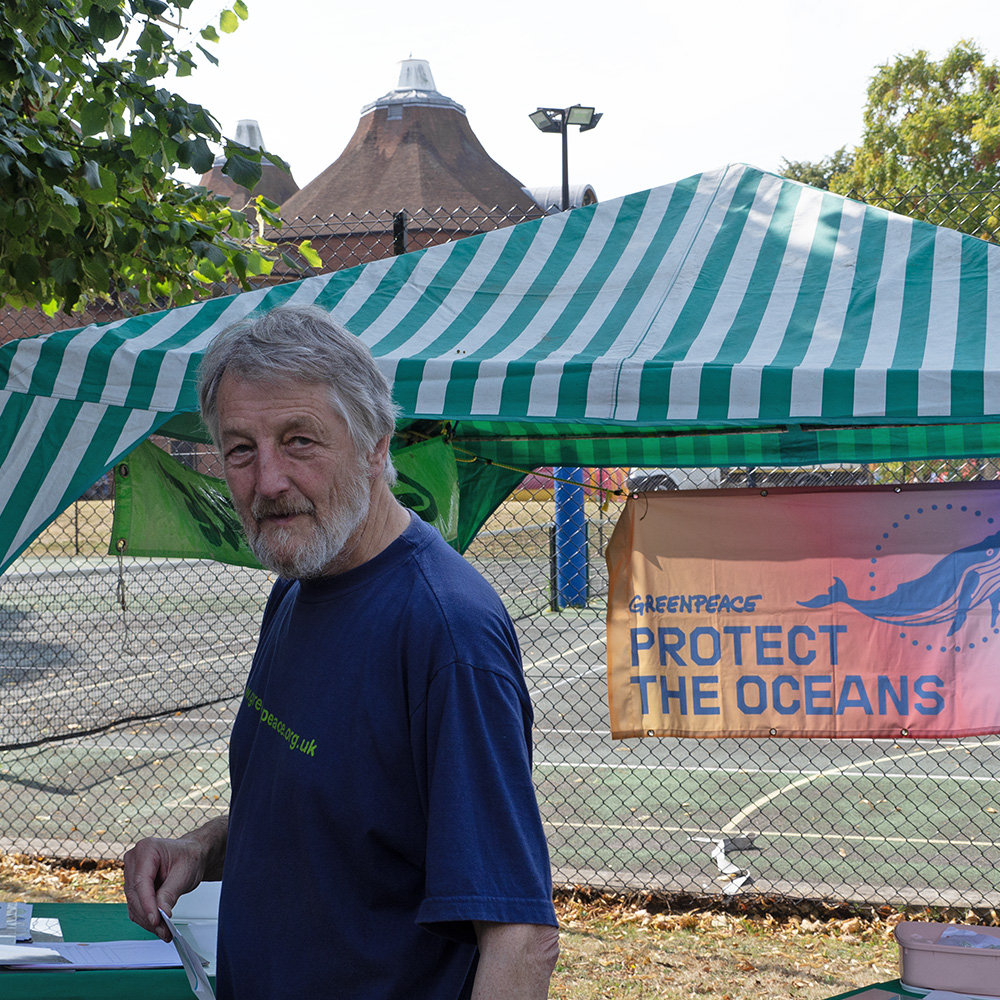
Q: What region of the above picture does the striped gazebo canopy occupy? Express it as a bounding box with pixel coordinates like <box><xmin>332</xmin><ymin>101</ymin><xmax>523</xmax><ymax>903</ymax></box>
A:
<box><xmin>3</xmin><ymin>162</ymin><xmax>1000</xmax><ymax>569</ymax></box>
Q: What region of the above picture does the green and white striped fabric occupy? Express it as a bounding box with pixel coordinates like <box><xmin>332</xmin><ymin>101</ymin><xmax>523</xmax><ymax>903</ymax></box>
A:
<box><xmin>3</xmin><ymin>162</ymin><xmax>1000</xmax><ymax>570</ymax></box>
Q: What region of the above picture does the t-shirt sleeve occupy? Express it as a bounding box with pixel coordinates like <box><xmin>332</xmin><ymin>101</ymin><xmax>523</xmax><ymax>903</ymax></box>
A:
<box><xmin>415</xmin><ymin>659</ymin><xmax>558</xmax><ymax>941</ymax></box>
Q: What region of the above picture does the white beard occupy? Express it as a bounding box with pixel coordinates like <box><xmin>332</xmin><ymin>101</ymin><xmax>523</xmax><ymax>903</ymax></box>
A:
<box><xmin>242</xmin><ymin>464</ymin><xmax>372</xmax><ymax>579</ymax></box>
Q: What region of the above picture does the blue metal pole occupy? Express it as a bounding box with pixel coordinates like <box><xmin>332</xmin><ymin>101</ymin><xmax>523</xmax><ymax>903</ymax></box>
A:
<box><xmin>554</xmin><ymin>467</ymin><xmax>588</xmax><ymax>608</ymax></box>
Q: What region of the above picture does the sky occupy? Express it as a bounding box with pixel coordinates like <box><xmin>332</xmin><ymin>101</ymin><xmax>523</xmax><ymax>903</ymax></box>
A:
<box><xmin>172</xmin><ymin>0</ymin><xmax>1000</xmax><ymax>204</ymax></box>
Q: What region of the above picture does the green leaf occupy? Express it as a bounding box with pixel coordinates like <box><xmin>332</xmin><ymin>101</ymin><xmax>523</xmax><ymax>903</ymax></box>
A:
<box><xmin>42</xmin><ymin>145</ymin><xmax>75</xmax><ymax>170</ymax></box>
<box><xmin>178</xmin><ymin>137</ymin><xmax>215</xmax><ymax>173</ymax></box>
<box><xmin>194</xmin><ymin>257</ymin><xmax>227</xmax><ymax>282</ymax></box>
<box><xmin>191</xmin><ymin>240</ymin><xmax>226</xmax><ymax>266</ymax></box>
<box><xmin>89</xmin><ymin>7</ymin><xmax>123</xmax><ymax>41</ymax></box>
<box><xmin>221</xmin><ymin>152</ymin><xmax>261</xmax><ymax>191</ymax></box>
<box><xmin>219</xmin><ymin>9</ymin><xmax>239</xmax><ymax>33</ymax></box>
<box><xmin>81</xmin><ymin>254</ymin><xmax>109</xmax><ymax>290</ymax></box>
<box><xmin>233</xmin><ymin>0</ymin><xmax>249</xmax><ymax>18</ymax></box>
<box><xmin>231</xmin><ymin>251</ymin><xmax>248</xmax><ymax>285</ymax></box>
<box><xmin>130</xmin><ymin>125</ymin><xmax>161</xmax><ymax>158</ymax></box>
<box><xmin>13</xmin><ymin>252</ymin><xmax>41</xmax><ymax>285</ymax></box>
<box><xmin>52</xmin><ymin>186</ymin><xmax>78</xmax><ymax>207</ymax></box>
<box><xmin>244</xmin><ymin>252</ymin><xmax>273</xmax><ymax>277</ymax></box>
<box><xmin>297</xmin><ymin>239</ymin><xmax>321</xmax><ymax>268</ymax></box>
<box><xmin>191</xmin><ymin>107</ymin><xmax>220</xmax><ymax>136</ymax></box>
<box><xmin>81</xmin><ymin>159</ymin><xmax>102</xmax><ymax>188</ymax></box>
<box><xmin>176</xmin><ymin>49</ymin><xmax>195</xmax><ymax>77</ymax></box>
<box><xmin>79</xmin><ymin>164</ymin><xmax>118</xmax><ymax>203</ymax></box>
<box><xmin>0</xmin><ymin>135</ymin><xmax>27</xmax><ymax>157</ymax></box>
<box><xmin>196</xmin><ymin>42</ymin><xmax>220</xmax><ymax>67</ymax></box>
<box><xmin>79</xmin><ymin>101</ymin><xmax>107</xmax><ymax>136</ymax></box>
<box><xmin>21</xmin><ymin>133</ymin><xmax>45</xmax><ymax>154</ymax></box>
<box><xmin>46</xmin><ymin>199</ymin><xmax>81</xmax><ymax>233</ymax></box>
<box><xmin>263</xmin><ymin>150</ymin><xmax>291</xmax><ymax>174</ymax></box>
<box><xmin>200</xmin><ymin>24</ymin><xmax>221</xmax><ymax>42</ymax></box>
<box><xmin>50</xmin><ymin>257</ymin><xmax>80</xmax><ymax>284</ymax></box>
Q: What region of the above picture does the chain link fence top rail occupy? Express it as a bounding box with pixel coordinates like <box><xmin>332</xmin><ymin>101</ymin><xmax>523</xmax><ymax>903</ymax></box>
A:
<box><xmin>3</xmin><ymin>193</ymin><xmax>1000</xmax><ymax>909</ymax></box>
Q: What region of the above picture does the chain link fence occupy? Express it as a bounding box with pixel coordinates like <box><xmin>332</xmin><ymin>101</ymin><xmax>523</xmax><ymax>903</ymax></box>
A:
<box><xmin>3</xmin><ymin>190</ymin><xmax>1000</xmax><ymax>909</ymax></box>
<box><xmin>842</xmin><ymin>180</ymin><xmax>1000</xmax><ymax>245</ymax></box>
<box><xmin>3</xmin><ymin>454</ymin><xmax>1000</xmax><ymax>909</ymax></box>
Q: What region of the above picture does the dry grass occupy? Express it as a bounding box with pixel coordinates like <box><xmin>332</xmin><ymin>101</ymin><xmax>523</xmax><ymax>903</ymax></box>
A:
<box><xmin>1</xmin><ymin>856</ymin><xmax>909</xmax><ymax>997</ymax></box>
<box><xmin>22</xmin><ymin>500</ymin><xmax>113</xmax><ymax>558</ymax></box>
<box><xmin>551</xmin><ymin>891</ymin><xmax>901</xmax><ymax>999</ymax></box>
<box><xmin>0</xmin><ymin>853</ymin><xmax>125</xmax><ymax>903</ymax></box>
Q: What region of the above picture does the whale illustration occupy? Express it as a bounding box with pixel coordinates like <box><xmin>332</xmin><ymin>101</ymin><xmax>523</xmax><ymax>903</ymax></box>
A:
<box><xmin>798</xmin><ymin>528</ymin><xmax>1000</xmax><ymax>637</ymax></box>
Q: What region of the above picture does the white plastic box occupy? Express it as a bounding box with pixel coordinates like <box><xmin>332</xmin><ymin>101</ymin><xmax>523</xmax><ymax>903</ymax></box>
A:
<box><xmin>895</xmin><ymin>921</ymin><xmax>1000</xmax><ymax>996</ymax></box>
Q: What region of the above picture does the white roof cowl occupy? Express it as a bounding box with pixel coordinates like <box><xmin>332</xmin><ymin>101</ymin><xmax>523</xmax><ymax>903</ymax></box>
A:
<box><xmin>234</xmin><ymin>119</ymin><xmax>266</xmax><ymax>150</ymax></box>
<box><xmin>360</xmin><ymin>58</ymin><xmax>466</xmax><ymax>116</ymax></box>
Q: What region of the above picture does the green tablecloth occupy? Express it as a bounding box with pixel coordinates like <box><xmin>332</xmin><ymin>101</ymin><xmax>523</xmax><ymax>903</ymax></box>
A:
<box><xmin>824</xmin><ymin>981</ymin><xmax>922</xmax><ymax>999</ymax></box>
<box><xmin>3</xmin><ymin>903</ymin><xmax>211</xmax><ymax>999</ymax></box>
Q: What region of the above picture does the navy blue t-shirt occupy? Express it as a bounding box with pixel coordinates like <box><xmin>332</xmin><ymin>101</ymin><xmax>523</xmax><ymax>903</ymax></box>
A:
<box><xmin>216</xmin><ymin>514</ymin><xmax>556</xmax><ymax>1000</ymax></box>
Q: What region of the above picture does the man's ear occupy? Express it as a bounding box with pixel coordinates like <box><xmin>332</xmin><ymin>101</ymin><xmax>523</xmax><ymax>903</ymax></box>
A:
<box><xmin>368</xmin><ymin>434</ymin><xmax>392</xmax><ymax>480</ymax></box>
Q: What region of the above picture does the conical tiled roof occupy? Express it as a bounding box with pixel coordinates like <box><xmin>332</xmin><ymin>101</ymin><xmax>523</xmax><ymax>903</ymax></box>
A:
<box><xmin>199</xmin><ymin>119</ymin><xmax>300</xmax><ymax>208</ymax></box>
<box><xmin>279</xmin><ymin>60</ymin><xmax>542</xmax><ymax>229</ymax></box>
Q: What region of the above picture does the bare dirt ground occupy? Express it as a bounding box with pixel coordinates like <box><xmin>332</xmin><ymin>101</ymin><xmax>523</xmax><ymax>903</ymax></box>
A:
<box><xmin>8</xmin><ymin>853</ymin><xmax>983</xmax><ymax>999</ymax></box>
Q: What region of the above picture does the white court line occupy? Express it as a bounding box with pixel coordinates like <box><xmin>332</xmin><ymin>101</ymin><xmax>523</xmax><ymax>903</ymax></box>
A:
<box><xmin>523</xmin><ymin>636</ymin><xmax>605</xmax><ymax>672</ymax></box>
<box><xmin>7</xmin><ymin>652</ymin><xmax>251</xmax><ymax>708</ymax></box>
<box><xmin>529</xmin><ymin>664</ymin><xmax>606</xmax><ymax>697</ymax></box>
<box><xmin>720</xmin><ymin>738</ymin><xmax>1000</xmax><ymax>834</ymax></box>
<box><xmin>164</xmin><ymin>776</ymin><xmax>230</xmax><ymax>809</ymax></box>
<box><xmin>536</xmin><ymin>727</ymin><xmax>610</xmax><ymax>735</ymax></box>
<box><xmin>534</xmin><ymin>759</ymin><xmax>1000</xmax><ymax>785</ymax></box>
<box><xmin>542</xmin><ymin>819</ymin><xmax>1000</xmax><ymax>850</ymax></box>
<box><xmin>62</xmin><ymin>744</ymin><xmax>229</xmax><ymax>752</ymax></box>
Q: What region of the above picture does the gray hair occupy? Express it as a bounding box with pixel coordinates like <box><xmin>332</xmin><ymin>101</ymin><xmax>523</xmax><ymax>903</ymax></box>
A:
<box><xmin>197</xmin><ymin>305</ymin><xmax>399</xmax><ymax>483</ymax></box>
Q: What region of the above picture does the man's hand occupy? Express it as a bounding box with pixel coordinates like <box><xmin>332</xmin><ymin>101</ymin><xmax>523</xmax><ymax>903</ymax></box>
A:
<box><xmin>472</xmin><ymin>921</ymin><xmax>560</xmax><ymax>999</ymax></box>
<box><xmin>123</xmin><ymin>815</ymin><xmax>228</xmax><ymax>941</ymax></box>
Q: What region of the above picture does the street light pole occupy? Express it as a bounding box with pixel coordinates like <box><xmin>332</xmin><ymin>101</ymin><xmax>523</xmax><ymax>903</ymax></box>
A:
<box><xmin>528</xmin><ymin>105</ymin><xmax>602</xmax><ymax>213</ymax></box>
<box><xmin>527</xmin><ymin>104</ymin><xmax>602</xmax><ymax>609</ymax></box>
<box><xmin>560</xmin><ymin>114</ymin><xmax>570</xmax><ymax>212</ymax></box>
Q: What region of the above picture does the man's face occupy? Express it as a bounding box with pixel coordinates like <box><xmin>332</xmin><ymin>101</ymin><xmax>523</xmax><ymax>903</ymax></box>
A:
<box><xmin>216</xmin><ymin>374</ymin><xmax>373</xmax><ymax>578</ymax></box>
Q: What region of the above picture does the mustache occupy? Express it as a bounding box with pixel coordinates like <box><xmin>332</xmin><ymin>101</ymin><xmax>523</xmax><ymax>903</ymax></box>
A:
<box><xmin>250</xmin><ymin>497</ymin><xmax>316</xmax><ymax>520</ymax></box>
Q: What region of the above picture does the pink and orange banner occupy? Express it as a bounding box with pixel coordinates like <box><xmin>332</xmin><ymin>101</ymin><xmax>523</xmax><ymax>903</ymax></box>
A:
<box><xmin>606</xmin><ymin>484</ymin><xmax>1000</xmax><ymax>739</ymax></box>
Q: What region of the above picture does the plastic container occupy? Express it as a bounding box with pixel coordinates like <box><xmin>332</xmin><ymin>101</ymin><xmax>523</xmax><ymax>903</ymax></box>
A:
<box><xmin>895</xmin><ymin>920</ymin><xmax>1000</xmax><ymax>996</ymax></box>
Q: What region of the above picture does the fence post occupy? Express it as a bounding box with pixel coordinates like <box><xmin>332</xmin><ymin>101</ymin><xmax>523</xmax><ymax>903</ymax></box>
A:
<box><xmin>548</xmin><ymin>523</ymin><xmax>558</xmax><ymax>612</ymax></box>
<box><xmin>554</xmin><ymin>467</ymin><xmax>588</xmax><ymax>608</ymax></box>
<box><xmin>393</xmin><ymin>211</ymin><xmax>408</xmax><ymax>255</ymax></box>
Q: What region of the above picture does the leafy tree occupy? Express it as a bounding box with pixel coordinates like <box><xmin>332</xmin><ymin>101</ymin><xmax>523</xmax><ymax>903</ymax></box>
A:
<box><xmin>1</xmin><ymin>0</ymin><xmax>317</xmax><ymax>314</ymax></box>
<box><xmin>780</xmin><ymin>147</ymin><xmax>854</xmax><ymax>191</ymax></box>
<box><xmin>829</xmin><ymin>41</ymin><xmax>1000</xmax><ymax>239</ymax></box>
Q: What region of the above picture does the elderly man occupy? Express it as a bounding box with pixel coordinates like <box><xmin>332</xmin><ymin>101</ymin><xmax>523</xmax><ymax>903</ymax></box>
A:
<box><xmin>123</xmin><ymin>306</ymin><xmax>559</xmax><ymax>999</ymax></box>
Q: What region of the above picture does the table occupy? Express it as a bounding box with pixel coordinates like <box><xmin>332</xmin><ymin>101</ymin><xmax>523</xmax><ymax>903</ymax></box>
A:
<box><xmin>3</xmin><ymin>903</ymin><xmax>212</xmax><ymax>999</ymax></box>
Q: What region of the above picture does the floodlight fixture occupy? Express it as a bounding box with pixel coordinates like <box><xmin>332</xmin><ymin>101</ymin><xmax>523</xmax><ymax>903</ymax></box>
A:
<box><xmin>529</xmin><ymin>109</ymin><xmax>561</xmax><ymax>133</ymax></box>
<box><xmin>527</xmin><ymin>104</ymin><xmax>603</xmax><ymax>211</ymax></box>
<box><xmin>565</xmin><ymin>105</ymin><xmax>595</xmax><ymax>127</ymax></box>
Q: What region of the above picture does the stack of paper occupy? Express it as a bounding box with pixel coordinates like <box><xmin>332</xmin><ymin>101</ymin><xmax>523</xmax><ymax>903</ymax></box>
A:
<box><xmin>0</xmin><ymin>938</ymin><xmax>181</xmax><ymax>969</ymax></box>
<box><xmin>0</xmin><ymin>902</ymin><xmax>31</xmax><ymax>944</ymax></box>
